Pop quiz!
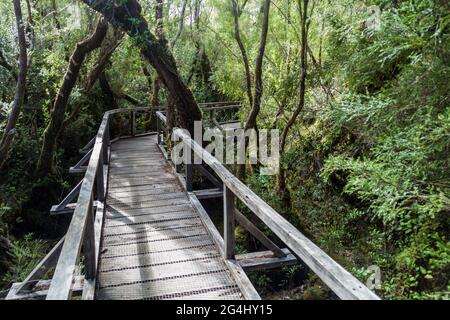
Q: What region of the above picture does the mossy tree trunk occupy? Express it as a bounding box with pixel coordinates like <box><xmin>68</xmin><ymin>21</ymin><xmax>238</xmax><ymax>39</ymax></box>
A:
<box><xmin>35</xmin><ymin>18</ymin><xmax>108</xmax><ymax>177</ymax></box>
<box><xmin>81</xmin><ymin>0</ymin><xmax>202</xmax><ymax>134</ymax></box>
<box><xmin>0</xmin><ymin>0</ymin><xmax>29</xmax><ymax>170</ymax></box>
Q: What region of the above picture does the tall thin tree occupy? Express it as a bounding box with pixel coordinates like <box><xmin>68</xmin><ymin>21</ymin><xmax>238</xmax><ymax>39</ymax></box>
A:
<box><xmin>277</xmin><ymin>0</ymin><xmax>309</xmax><ymax>207</ymax></box>
<box><xmin>0</xmin><ymin>0</ymin><xmax>29</xmax><ymax>170</ymax></box>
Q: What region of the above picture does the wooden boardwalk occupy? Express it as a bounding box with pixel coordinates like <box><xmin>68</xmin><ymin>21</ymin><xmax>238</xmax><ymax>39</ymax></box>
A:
<box><xmin>7</xmin><ymin>106</ymin><xmax>379</xmax><ymax>301</ymax></box>
<box><xmin>96</xmin><ymin>136</ymin><xmax>244</xmax><ymax>300</ymax></box>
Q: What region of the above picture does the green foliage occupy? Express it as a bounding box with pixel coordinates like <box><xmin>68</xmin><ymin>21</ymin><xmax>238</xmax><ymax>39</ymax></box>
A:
<box><xmin>1</xmin><ymin>234</ymin><xmax>48</xmax><ymax>286</ymax></box>
<box><xmin>0</xmin><ymin>0</ymin><xmax>448</xmax><ymax>300</ymax></box>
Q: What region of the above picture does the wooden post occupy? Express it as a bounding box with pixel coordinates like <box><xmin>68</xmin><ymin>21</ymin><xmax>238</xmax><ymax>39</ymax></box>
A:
<box><xmin>184</xmin><ymin>141</ymin><xmax>193</xmax><ymax>191</ymax></box>
<box><xmin>130</xmin><ymin>110</ymin><xmax>136</xmax><ymax>136</ymax></box>
<box><xmin>103</xmin><ymin>122</ymin><xmax>109</xmax><ymax>165</ymax></box>
<box><xmin>156</xmin><ymin>116</ymin><xmax>161</xmax><ymax>144</ymax></box>
<box><xmin>224</xmin><ymin>186</ymin><xmax>236</xmax><ymax>259</ymax></box>
<box><xmin>83</xmin><ymin>197</ymin><xmax>96</xmax><ymax>280</ymax></box>
<box><xmin>96</xmin><ymin>152</ymin><xmax>105</xmax><ymax>201</ymax></box>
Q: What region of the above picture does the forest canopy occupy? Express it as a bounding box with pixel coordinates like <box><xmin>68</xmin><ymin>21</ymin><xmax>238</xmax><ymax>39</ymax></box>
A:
<box><xmin>0</xmin><ymin>0</ymin><xmax>449</xmax><ymax>300</ymax></box>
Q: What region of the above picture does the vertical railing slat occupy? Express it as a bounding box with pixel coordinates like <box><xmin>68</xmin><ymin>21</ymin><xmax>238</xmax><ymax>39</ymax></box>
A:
<box><xmin>185</xmin><ymin>140</ymin><xmax>193</xmax><ymax>191</ymax></box>
<box><xmin>224</xmin><ymin>186</ymin><xmax>236</xmax><ymax>259</ymax></box>
<box><xmin>83</xmin><ymin>196</ymin><xmax>96</xmax><ymax>279</ymax></box>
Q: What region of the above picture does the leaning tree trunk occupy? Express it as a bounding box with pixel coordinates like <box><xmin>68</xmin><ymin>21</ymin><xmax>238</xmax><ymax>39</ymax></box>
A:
<box><xmin>0</xmin><ymin>0</ymin><xmax>28</xmax><ymax>170</ymax></box>
<box><xmin>35</xmin><ymin>18</ymin><xmax>108</xmax><ymax>177</ymax></box>
<box><xmin>231</xmin><ymin>0</ymin><xmax>253</xmax><ymax>108</ymax></box>
<box><xmin>236</xmin><ymin>0</ymin><xmax>271</xmax><ymax>180</ymax></box>
<box><xmin>277</xmin><ymin>0</ymin><xmax>309</xmax><ymax>208</ymax></box>
<box><xmin>81</xmin><ymin>0</ymin><xmax>202</xmax><ymax>134</ymax></box>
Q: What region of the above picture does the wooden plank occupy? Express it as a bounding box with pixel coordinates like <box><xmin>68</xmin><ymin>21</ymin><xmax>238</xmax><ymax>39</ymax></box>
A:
<box><xmin>187</xmin><ymin>192</ymin><xmax>224</xmax><ymax>257</ymax></box>
<box><xmin>100</xmin><ymin>234</ymin><xmax>214</xmax><ymax>259</ymax></box>
<box><xmin>236</xmin><ymin>248</ymin><xmax>297</xmax><ymax>271</ymax></box>
<box><xmin>97</xmin><ymin>272</ymin><xmax>241</xmax><ymax>300</ymax></box>
<box><xmin>102</xmin><ymin>218</ymin><xmax>203</xmax><ymax>238</ymax></box>
<box><xmin>224</xmin><ymin>259</ymin><xmax>261</xmax><ymax>300</ymax></box>
<box><xmin>103</xmin><ymin>211</ymin><xmax>198</xmax><ymax>228</ymax></box>
<box><xmin>82</xmin><ymin>199</ymin><xmax>106</xmax><ymax>299</ymax></box>
<box><xmin>107</xmin><ymin>186</ymin><xmax>183</xmax><ymax>198</ymax></box>
<box><xmin>224</xmin><ymin>187</ymin><xmax>235</xmax><ymax>260</ymax></box>
<box><xmin>16</xmin><ymin>237</ymin><xmax>65</xmax><ymax>293</ymax></box>
<box><xmin>70</xmin><ymin>149</ymin><xmax>92</xmax><ymax>174</ymax></box>
<box><xmin>104</xmin><ymin>205</ymin><xmax>193</xmax><ymax>219</ymax></box>
<box><xmin>174</xmin><ymin>128</ymin><xmax>380</xmax><ymax>300</ymax></box>
<box><xmin>185</xmin><ymin>141</ymin><xmax>193</xmax><ymax>192</ymax></box>
<box><xmin>96</xmin><ymin>154</ymin><xmax>105</xmax><ymax>201</ymax></box>
<box><xmin>50</xmin><ymin>179</ymin><xmax>83</xmax><ymax>214</ymax></box>
<box><xmin>193</xmin><ymin>188</ymin><xmax>223</xmax><ymax>199</ymax></box>
<box><xmin>46</xmin><ymin>114</ymin><xmax>109</xmax><ymax>300</ymax></box>
<box><xmin>102</xmin><ymin>224</ymin><xmax>206</xmax><ymax>246</ymax></box>
<box><xmin>6</xmin><ymin>276</ymin><xmax>84</xmax><ymax>300</ymax></box>
<box><xmin>98</xmin><ymin>245</ymin><xmax>219</xmax><ymax>272</ymax></box>
<box><xmin>82</xmin><ymin>199</ymin><xmax>96</xmax><ymax>279</ymax></box>
<box><xmin>235</xmin><ymin>210</ymin><xmax>286</xmax><ymax>258</ymax></box>
<box><xmin>187</xmin><ymin>192</ymin><xmax>259</xmax><ymax>300</ymax></box>
<box><xmin>80</xmin><ymin>137</ymin><xmax>95</xmax><ymax>154</ymax></box>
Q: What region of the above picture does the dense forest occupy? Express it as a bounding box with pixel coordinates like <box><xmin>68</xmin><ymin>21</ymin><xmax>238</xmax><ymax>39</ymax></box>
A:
<box><xmin>0</xmin><ymin>0</ymin><xmax>449</xmax><ymax>300</ymax></box>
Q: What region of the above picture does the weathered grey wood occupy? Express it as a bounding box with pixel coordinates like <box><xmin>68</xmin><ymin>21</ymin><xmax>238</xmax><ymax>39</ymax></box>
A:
<box><xmin>224</xmin><ymin>260</ymin><xmax>261</xmax><ymax>300</ymax></box>
<box><xmin>95</xmin><ymin>137</ymin><xmax>248</xmax><ymax>300</ymax></box>
<box><xmin>235</xmin><ymin>209</ymin><xmax>286</xmax><ymax>258</ymax></box>
<box><xmin>6</xmin><ymin>276</ymin><xmax>84</xmax><ymax>300</ymax></box>
<box><xmin>188</xmin><ymin>192</ymin><xmax>259</xmax><ymax>300</ymax></box>
<box><xmin>173</xmin><ymin>128</ymin><xmax>380</xmax><ymax>300</ymax></box>
<box><xmin>50</xmin><ymin>203</ymin><xmax>76</xmax><ymax>215</ymax></box>
<box><xmin>50</xmin><ymin>179</ymin><xmax>83</xmax><ymax>214</ymax></box>
<box><xmin>196</xmin><ymin>164</ymin><xmax>222</xmax><ymax>188</ymax></box>
<box><xmin>16</xmin><ymin>237</ymin><xmax>65</xmax><ymax>293</ymax></box>
<box><xmin>96</xmin><ymin>152</ymin><xmax>105</xmax><ymax>201</ymax></box>
<box><xmin>236</xmin><ymin>248</ymin><xmax>297</xmax><ymax>271</ymax></box>
<box><xmin>187</xmin><ymin>192</ymin><xmax>224</xmax><ymax>257</ymax></box>
<box><xmin>193</xmin><ymin>188</ymin><xmax>223</xmax><ymax>199</ymax></box>
<box><xmin>70</xmin><ymin>148</ymin><xmax>92</xmax><ymax>174</ymax></box>
<box><xmin>224</xmin><ymin>186</ymin><xmax>236</xmax><ymax>260</ymax></box>
<box><xmin>82</xmin><ymin>201</ymin><xmax>106</xmax><ymax>300</ymax></box>
<box><xmin>47</xmin><ymin>114</ymin><xmax>108</xmax><ymax>300</ymax></box>
<box><xmin>156</xmin><ymin>116</ymin><xmax>161</xmax><ymax>144</ymax></box>
<box><xmin>83</xmin><ymin>198</ymin><xmax>96</xmax><ymax>280</ymax></box>
<box><xmin>130</xmin><ymin>110</ymin><xmax>136</xmax><ymax>136</ymax></box>
<box><xmin>103</xmin><ymin>123</ymin><xmax>109</xmax><ymax>165</ymax></box>
<box><xmin>184</xmin><ymin>141</ymin><xmax>193</xmax><ymax>192</ymax></box>
<box><xmin>80</xmin><ymin>137</ymin><xmax>95</xmax><ymax>154</ymax></box>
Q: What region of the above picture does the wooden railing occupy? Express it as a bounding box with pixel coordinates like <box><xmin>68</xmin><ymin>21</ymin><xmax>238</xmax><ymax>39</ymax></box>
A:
<box><xmin>44</xmin><ymin>103</ymin><xmax>240</xmax><ymax>299</ymax></box>
<box><xmin>155</xmin><ymin>110</ymin><xmax>380</xmax><ymax>300</ymax></box>
<box><xmin>11</xmin><ymin>103</ymin><xmax>379</xmax><ymax>300</ymax></box>
<box><xmin>45</xmin><ymin>107</ymin><xmax>152</xmax><ymax>299</ymax></box>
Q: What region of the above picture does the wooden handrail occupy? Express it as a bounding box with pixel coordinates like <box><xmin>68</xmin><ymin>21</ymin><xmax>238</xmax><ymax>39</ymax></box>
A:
<box><xmin>46</xmin><ymin>107</ymin><xmax>152</xmax><ymax>300</ymax></box>
<box><xmin>46</xmin><ymin>105</ymin><xmax>378</xmax><ymax>300</ymax></box>
<box><xmin>168</xmin><ymin>123</ymin><xmax>380</xmax><ymax>300</ymax></box>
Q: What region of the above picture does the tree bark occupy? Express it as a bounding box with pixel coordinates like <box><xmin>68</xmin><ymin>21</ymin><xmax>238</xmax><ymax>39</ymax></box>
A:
<box><xmin>236</xmin><ymin>0</ymin><xmax>271</xmax><ymax>179</ymax></box>
<box><xmin>35</xmin><ymin>18</ymin><xmax>108</xmax><ymax>177</ymax></box>
<box><xmin>171</xmin><ymin>0</ymin><xmax>188</xmax><ymax>49</ymax></box>
<box><xmin>231</xmin><ymin>0</ymin><xmax>253</xmax><ymax>107</ymax></box>
<box><xmin>244</xmin><ymin>0</ymin><xmax>271</xmax><ymax>132</ymax></box>
<box><xmin>0</xmin><ymin>0</ymin><xmax>28</xmax><ymax>170</ymax></box>
<box><xmin>277</xmin><ymin>0</ymin><xmax>309</xmax><ymax>207</ymax></box>
<box><xmin>85</xmin><ymin>29</ymin><xmax>124</xmax><ymax>92</ymax></box>
<box><xmin>99</xmin><ymin>71</ymin><xmax>119</xmax><ymax>110</ymax></box>
<box><xmin>81</xmin><ymin>0</ymin><xmax>202</xmax><ymax>133</ymax></box>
